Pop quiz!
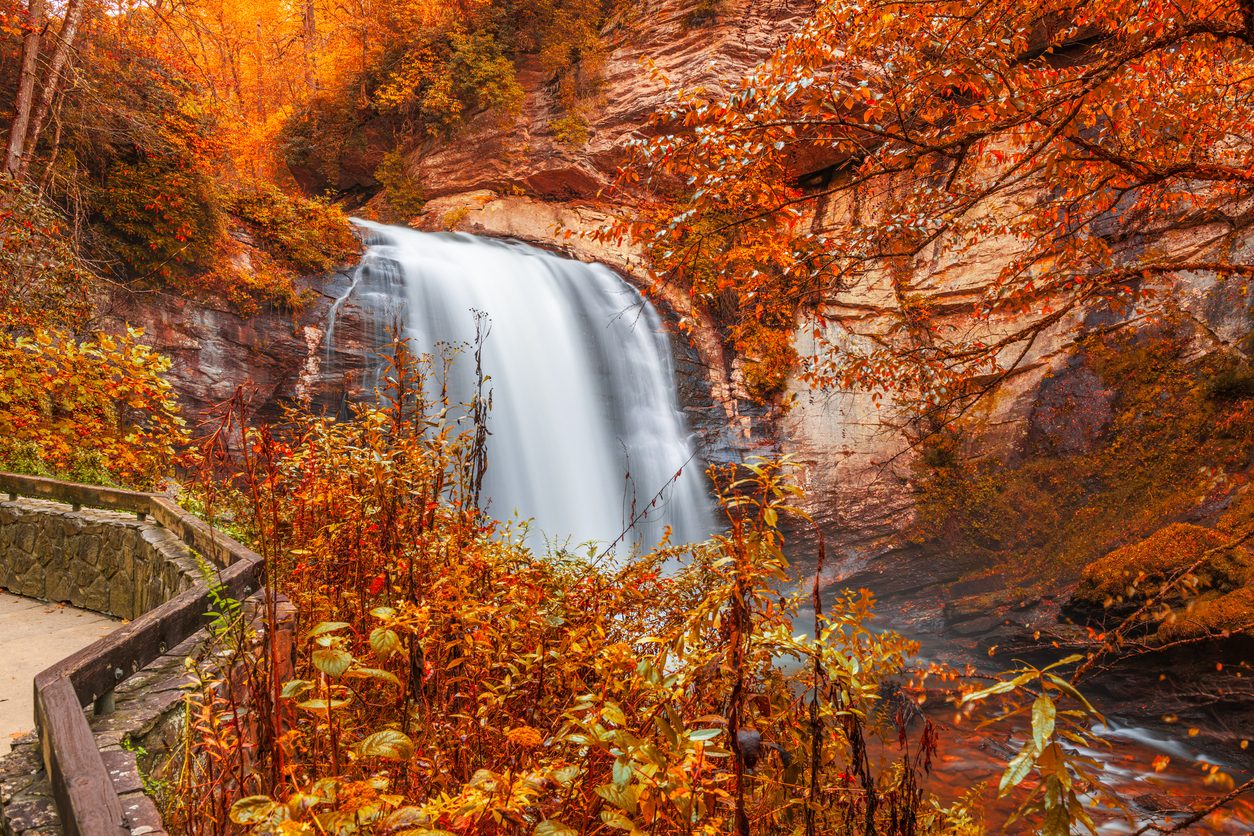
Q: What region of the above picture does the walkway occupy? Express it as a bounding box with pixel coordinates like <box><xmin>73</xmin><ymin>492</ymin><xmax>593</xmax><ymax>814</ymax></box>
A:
<box><xmin>0</xmin><ymin>592</ymin><xmax>116</xmax><ymax>755</ymax></box>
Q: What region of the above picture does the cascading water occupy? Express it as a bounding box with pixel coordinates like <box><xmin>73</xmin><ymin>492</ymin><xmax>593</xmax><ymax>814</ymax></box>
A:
<box><xmin>326</xmin><ymin>220</ymin><xmax>715</xmax><ymax>552</ymax></box>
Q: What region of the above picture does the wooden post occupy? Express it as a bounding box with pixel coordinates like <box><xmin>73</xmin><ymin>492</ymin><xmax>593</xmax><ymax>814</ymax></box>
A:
<box><xmin>92</xmin><ymin>691</ymin><xmax>115</xmax><ymax>716</ymax></box>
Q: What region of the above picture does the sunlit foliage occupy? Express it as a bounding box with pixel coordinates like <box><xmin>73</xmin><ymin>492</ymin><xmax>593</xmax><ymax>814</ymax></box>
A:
<box><xmin>1</xmin><ymin>0</ymin><xmax>359</xmax><ymax>311</ymax></box>
<box><xmin>0</xmin><ymin>326</ymin><xmax>187</xmax><ymax>488</ymax></box>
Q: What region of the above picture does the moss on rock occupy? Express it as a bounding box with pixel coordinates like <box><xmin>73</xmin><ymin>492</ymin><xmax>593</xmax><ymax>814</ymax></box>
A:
<box><xmin>910</xmin><ymin>323</ymin><xmax>1254</xmax><ymax>600</ymax></box>
<box><xmin>1071</xmin><ymin>522</ymin><xmax>1252</xmax><ymax>612</ymax></box>
<box><xmin>1157</xmin><ymin>585</ymin><xmax>1254</xmax><ymax>641</ymax></box>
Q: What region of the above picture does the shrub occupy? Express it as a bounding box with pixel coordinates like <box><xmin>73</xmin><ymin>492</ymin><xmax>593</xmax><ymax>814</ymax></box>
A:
<box><xmin>172</xmin><ymin>346</ymin><xmax>938</xmax><ymax>835</ymax></box>
<box><xmin>0</xmin><ymin>176</ymin><xmax>94</xmax><ymax>331</ymax></box>
<box><xmin>373</xmin><ymin>31</ymin><xmax>523</xmax><ymax>136</ymax></box>
<box><xmin>441</xmin><ymin>205</ymin><xmax>471</xmax><ymax>229</ymax></box>
<box><xmin>374</xmin><ymin>150</ymin><xmax>426</xmax><ymax>221</ymax></box>
<box><xmin>0</xmin><ymin>326</ymin><xmax>188</xmax><ymax>489</ymax></box>
<box><xmin>92</xmin><ymin>159</ymin><xmax>227</xmax><ymax>282</ymax></box>
<box><xmin>684</xmin><ymin>0</ymin><xmax>724</xmax><ymax>28</ymax></box>
<box><xmin>549</xmin><ymin>111</ymin><xmax>590</xmax><ymax>146</ymax></box>
<box><xmin>735</xmin><ymin>322</ymin><xmax>798</xmax><ymax>401</ymax></box>
<box><xmin>225</xmin><ymin>180</ymin><xmax>360</xmax><ymax>275</ymax></box>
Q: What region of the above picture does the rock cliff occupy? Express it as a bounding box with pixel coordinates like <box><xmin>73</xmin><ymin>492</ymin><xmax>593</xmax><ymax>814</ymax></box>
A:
<box><xmin>114</xmin><ymin>0</ymin><xmax>1254</xmax><ymax>589</ymax></box>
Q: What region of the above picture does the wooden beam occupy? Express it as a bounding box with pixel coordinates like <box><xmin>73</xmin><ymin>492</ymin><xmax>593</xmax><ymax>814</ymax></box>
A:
<box><xmin>35</xmin><ymin>678</ymin><xmax>127</xmax><ymax>836</ymax></box>
<box><xmin>0</xmin><ymin>472</ymin><xmax>152</xmax><ymax>515</ymax></box>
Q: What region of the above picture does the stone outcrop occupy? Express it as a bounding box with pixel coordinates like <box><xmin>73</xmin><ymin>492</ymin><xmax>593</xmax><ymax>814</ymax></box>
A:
<box><xmin>98</xmin><ymin>272</ymin><xmax>354</xmax><ymax>422</ymax></box>
<box><xmin>402</xmin><ymin>0</ymin><xmax>810</xmax><ymax>203</ymax></box>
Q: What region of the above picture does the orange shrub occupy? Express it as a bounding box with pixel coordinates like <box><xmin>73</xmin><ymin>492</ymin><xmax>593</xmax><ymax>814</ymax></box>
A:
<box><xmin>0</xmin><ymin>326</ymin><xmax>188</xmax><ymax>488</ymax></box>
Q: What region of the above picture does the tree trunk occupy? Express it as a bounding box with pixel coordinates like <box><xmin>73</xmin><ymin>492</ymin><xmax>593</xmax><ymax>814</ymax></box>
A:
<box><xmin>5</xmin><ymin>0</ymin><xmax>47</xmax><ymax>177</ymax></box>
<box><xmin>301</xmin><ymin>0</ymin><xmax>319</xmax><ymax>92</ymax></box>
<box><xmin>17</xmin><ymin>0</ymin><xmax>86</xmax><ymax>179</ymax></box>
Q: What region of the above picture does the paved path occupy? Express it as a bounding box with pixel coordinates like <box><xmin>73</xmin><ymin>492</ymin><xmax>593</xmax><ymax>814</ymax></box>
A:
<box><xmin>0</xmin><ymin>592</ymin><xmax>116</xmax><ymax>755</ymax></box>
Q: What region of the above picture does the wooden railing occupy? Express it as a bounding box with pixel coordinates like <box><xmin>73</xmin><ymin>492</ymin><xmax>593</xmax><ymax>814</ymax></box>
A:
<box><xmin>0</xmin><ymin>472</ymin><xmax>265</xmax><ymax>836</ymax></box>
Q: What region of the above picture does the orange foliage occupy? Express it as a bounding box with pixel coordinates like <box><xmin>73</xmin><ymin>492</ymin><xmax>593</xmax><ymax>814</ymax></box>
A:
<box><xmin>0</xmin><ymin>326</ymin><xmax>188</xmax><ymax>488</ymax></box>
<box><xmin>170</xmin><ymin>349</ymin><xmax>929</xmax><ymax>835</ymax></box>
<box><xmin>603</xmin><ymin>0</ymin><xmax>1254</xmax><ymax>408</ymax></box>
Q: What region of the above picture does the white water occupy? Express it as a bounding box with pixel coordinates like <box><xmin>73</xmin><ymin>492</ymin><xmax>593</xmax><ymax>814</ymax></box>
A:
<box><xmin>328</xmin><ymin>221</ymin><xmax>715</xmax><ymax>552</ymax></box>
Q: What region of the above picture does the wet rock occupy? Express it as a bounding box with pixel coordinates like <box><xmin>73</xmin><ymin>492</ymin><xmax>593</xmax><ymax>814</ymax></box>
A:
<box><xmin>100</xmin><ymin>270</ymin><xmax>358</xmax><ymax>421</ymax></box>
<box><xmin>945</xmin><ymin>615</ymin><xmax>1001</xmax><ymax>639</ymax></box>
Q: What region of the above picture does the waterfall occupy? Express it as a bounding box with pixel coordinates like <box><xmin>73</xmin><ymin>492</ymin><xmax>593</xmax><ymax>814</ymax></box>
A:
<box><xmin>327</xmin><ymin>220</ymin><xmax>715</xmax><ymax>553</ymax></box>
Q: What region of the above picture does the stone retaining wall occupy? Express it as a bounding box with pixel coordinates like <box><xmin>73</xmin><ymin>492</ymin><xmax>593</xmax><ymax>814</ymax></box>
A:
<box><xmin>0</xmin><ymin>498</ymin><xmax>200</xmax><ymax>620</ymax></box>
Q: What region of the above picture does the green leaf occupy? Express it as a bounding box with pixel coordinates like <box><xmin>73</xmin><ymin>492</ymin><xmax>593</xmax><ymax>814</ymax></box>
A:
<box><xmin>1032</xmin><ymin>693</ymin><xmax>1056</xmax><ymax>752</ymax></box>
<box><xmin>601</xmin><ymin>702</ymin><xmax>627</xmax><ymax>727</ymax></box>
<box><xmin>383</xmin><ymin>807</ymin><xmax>429</xmax><ymax>829</ymax></box>
<box><xmin>612</xmin><ymin>758</ymin><xmax>633</xmax><ymax>789</ymax></box>
<box><xmin>600</xmin><ymin>810</ymin><xmax>643</xmax><ymax>835</ymax></box>
<box><xmin>1042</xmin><ymin>653</ymin><xmax>1085</xmax><ymax>671</ymax></box>
<box><xmin>1045</xmin><ymin>674</ymin><xmax>1099</xmax><ymax>717</ymax></box>
<box><xmin>229</xmin><ymin>795</ymin><xmax>278</xmax><ymax>824</ymax></box>
<box><xmin>356</xmin><ymin>729</ymin><xmax>415</xmax><ymax>761</ymax></box>
<box><xmin>961</xmin><ymin>679</ymin><xmax>1016</xmax><ymax>704</ymax></box>
<box><xmin>297</xmin><ymin>696</ymin><xmax>352</xmax><ymax>713</ymax></box>
<box><xmin>689</xmin><ymin>728</ymin><xmax>722</xmax><ymax>741</ymax></box>
<box><xmin>551</xmin><ymin>765</ymin><xmax>581</xmax><ymax>786</ymax></box>
<box><xmin>369</xmin><ymin>626</ymin><xmax>402</xmax><ymax>658</ymax></box>
<box><xmin>654</xmin><ymin>714</ymin><xmax>678</xmax><ymax>747</ymax></box>
<box><xmin>307</xmin><ymin>621</ymin><xmax>351</xmax><ymax>638</ymax></box>
<box><xmin>346</xmin><ymin>666</ymin><xmax>401</xmax><ymax>687</ymax></box>
<box><xmin>535</xmin><ymin>822</ymin><xmax>578</xmax><ymax>836</ymax></box>
<box><xmin>1043</xmin><ymin>801</ymin><xmax>1071</xmax><ymax>836</ymax></box>
<box><xmin>281</xmin><ymin>679</ymin><xmax>312</xmax><ymax>699</ymax></box>
<box><xmin>312</xmin><ymin>647</ymin><xmax>353</xmax><ymax>677</ymax></box>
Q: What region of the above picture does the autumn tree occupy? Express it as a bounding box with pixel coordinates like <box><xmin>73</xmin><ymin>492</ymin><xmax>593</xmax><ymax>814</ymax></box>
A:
<box><xmin>607</xmin><ymin>0</ymin><xmax>1254</xmax><ymax>410</ymax></box>
<box><xmin>3</xmin><ymin>0</ymin><xmax>90</xmax><ymax>177</ymax></box>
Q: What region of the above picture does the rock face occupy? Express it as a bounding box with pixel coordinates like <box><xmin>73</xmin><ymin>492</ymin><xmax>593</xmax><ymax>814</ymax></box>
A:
<box><xmin>785</xmin><ymin>197</ymin><xmax>1254</xmax><ymax>567</ymax></box>
<box><xmin>404</xmin><ymin>0</ymin><xmax>810</xmax><ymax>202</ymax></box>
<box><xmin>100</xmin><ymin>271</ymin><xmax>362</xmax><ymax>421</ymax></box>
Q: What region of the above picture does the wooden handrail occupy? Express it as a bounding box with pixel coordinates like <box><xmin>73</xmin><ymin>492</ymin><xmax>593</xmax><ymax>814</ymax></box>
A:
<box><xmin>33</xmin><ymin>678</ymin><xmax>127</xmax><ymax>836</ymax></box>
<box><xmin>1</xmin><ymin>472</ymin><xmax>266</xmax><ymax>835</ymax></box>
<box><xmin>0</xmin><ymin>472</ymin><xmax>152</xmax><ymax>515</ymax></box>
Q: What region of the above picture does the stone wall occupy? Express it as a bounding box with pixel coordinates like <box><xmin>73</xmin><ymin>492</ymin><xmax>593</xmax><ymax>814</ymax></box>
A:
<box><xmin>0</xmin><ymin>498</ymin><xmax>201</xmax><ymax>621</ymax></box>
